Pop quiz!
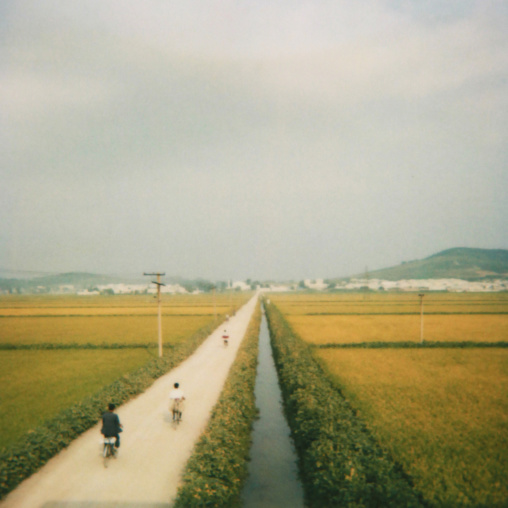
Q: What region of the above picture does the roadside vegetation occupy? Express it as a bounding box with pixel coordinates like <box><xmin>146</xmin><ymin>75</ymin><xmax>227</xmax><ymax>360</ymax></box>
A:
<box><xmin>174</xmin><ymin>303</ymin><xmax>261</xmax><ymax>507</ymax></box>
<box><xmin>0</xmin><ymin>292</ymin><xmax>249</xmax><ymax>500</ymax></box>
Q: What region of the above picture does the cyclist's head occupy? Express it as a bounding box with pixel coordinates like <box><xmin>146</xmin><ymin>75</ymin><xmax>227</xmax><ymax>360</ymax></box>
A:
<box><xmin>108</xmin><ymin>403</ymin><xmax>115</xmax><ymax>411</ymax></box>
<box><xmin>174</xmin><ymin>383</ymin><xmax>179</xmax><ymax>389</ymax></box>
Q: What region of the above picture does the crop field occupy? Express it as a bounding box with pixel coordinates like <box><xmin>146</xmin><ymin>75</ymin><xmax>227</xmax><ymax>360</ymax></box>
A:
<box><xmin>270</xmin><ymin>292</ymin><xmax>508</xmax><ymax>344</ymax></box>
<box><xmin>0</xmin><ymin>315</ymin><xmax>213</xmax><ymax>346</ymax></box>
<box><xmin>0</xmin><ymin>293</ymin><xmax>248</xmax><ymax>347</ymax></box>
<box><xmin>288</xmin><ymin>314</ymin><xmax>508</xmax><ymax>344</ymax></box>
<box><xmin>269</xmin><ymin>292</ymin><xmax>508</xmax><ymax>506</ymax></box>
<box><xmin>0</xmin><ymin>292</ymin><xmax>250</xmax><ymax>451</ymax></box>
<box><xmin>316</xmin><ymin>348</ymin><xmax>508</xmax><ymax>506</ymax></box>
<box><xmin>0</xmin><ymin>349</ymin><xmax>152</xmax><ymax>448</ymax></box>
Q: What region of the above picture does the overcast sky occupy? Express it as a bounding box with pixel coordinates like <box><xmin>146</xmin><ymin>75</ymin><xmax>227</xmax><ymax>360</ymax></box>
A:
<box><xmin>1</xmin><ymin>1</ymin><xmax>507</xmax><ymax>281</ymax></box>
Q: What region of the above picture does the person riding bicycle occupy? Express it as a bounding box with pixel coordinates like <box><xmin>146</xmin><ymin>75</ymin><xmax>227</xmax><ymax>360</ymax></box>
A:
<box><xmin>101</xmin><ymin>403</ymin><xmax>122</xmax><ymax>448</ymax></box>
<box><xmin>169</xmin><ymin>382</ymin><xmax>185</xmax><ymax>421</ymax></box>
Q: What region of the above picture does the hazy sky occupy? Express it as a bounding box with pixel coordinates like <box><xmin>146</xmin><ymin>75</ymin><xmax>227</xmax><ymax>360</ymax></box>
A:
<box><xmin>2</xmin><ymin>1</ymin><xmax>507</xmax><ymax>281</ymax></box>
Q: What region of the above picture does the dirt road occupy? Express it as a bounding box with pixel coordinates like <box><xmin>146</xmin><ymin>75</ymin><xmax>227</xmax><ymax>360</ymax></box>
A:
<box><xmin>1</xmin><ymin>294</ymin><xmax>259</xmax><ymax>508</ymax></box>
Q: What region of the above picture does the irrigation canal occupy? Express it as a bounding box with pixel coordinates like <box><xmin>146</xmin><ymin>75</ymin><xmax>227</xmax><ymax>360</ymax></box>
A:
<box><xmin>241</xmin><ymin>311</ymin><xmax>305</xmax><ymax>508</ymax></box>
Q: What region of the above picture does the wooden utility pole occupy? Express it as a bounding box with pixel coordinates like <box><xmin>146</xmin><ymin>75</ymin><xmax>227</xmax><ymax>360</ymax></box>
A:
<box><xmin>212</xmin><ymin>286</ymin><xmax>217</xmax><ymax>321</ymax></box>
<box><xmin>418</xmin><ymin>293</ymin><xmax>425</xmax><ymax>344</ymax></box>
<box><xmin>144</xmin><ymin>272</ymin><xmax>166</xmax><ymax>357</ymax></box>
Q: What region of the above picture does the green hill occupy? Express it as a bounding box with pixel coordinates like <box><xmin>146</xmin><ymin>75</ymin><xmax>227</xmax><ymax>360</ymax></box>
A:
<box><xmin>352</xmin><ymin>248</ymin><xmax>508</xmax><ymax>281</ymax></box>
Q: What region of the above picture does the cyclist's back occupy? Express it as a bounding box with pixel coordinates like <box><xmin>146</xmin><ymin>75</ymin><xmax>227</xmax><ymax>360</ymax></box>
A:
<box><xmin>101</xmin><ymin>403</ymin><xmax>122</xmax><ymax>447</ymax></box>
<box><xmin>169</xmin><ymin>382</ymin><xmax>185</xmax><ymax>421</ymax></box>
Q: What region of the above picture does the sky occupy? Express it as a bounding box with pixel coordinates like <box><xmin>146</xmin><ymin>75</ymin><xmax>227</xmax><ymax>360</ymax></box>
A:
<box><xmin>1</xmin><ymin>0</ymin><xmax>507</xmax><ymax>281</ymax></box>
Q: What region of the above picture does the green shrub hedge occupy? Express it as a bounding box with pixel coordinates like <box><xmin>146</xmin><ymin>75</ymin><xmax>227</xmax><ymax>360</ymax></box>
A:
<box><xmin>265</xmin><ymin>302</ymin><xmax>425</xmax><ymax>508</ymax></box>
<box><xmin>173</xmin><ymin>303</ymin><xmax>261</xmax><ymax>507</ymax></box>
<box><xmin>316</xmin><ymin>341</ymin><xmax>508</xmax><ymax>349</ymax></box>
<box><xmin>0</xmin><ymin>319</ymin><xmax>220</xmax><ymax>500</ymax></box>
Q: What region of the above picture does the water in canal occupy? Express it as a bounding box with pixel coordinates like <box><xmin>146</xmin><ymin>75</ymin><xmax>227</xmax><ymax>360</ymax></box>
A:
<box><xmin>241</xmin><ymin>312</ymin><xmax>305</xmax><ymax>508</ymax></box>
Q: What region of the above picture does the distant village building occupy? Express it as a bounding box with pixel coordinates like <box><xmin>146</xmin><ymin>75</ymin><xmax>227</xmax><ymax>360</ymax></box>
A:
<box><xmin>304</xmin><ymin>279</ymin><xmax>328</xmax><ymax>290</ymax></box>
<box><xmin>231</xmin><ymin>281</ymin><xmax>251</xmax><ymax>291</ymax></box>
<box><xmin>335</xmin><ymin>278</ymin><xmax>508</xmax><ymax>292</ymax></box>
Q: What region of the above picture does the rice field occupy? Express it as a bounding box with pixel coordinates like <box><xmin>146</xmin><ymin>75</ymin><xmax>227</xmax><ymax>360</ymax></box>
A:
<box><xmin>0</xmin><ymin>292</ymin><xmax>248</xmax><ymax>346</ymax></box>
<box><xmin>0</xmin><ymin>348</ymin><xmax>153</xmax><ymax>448</ymax></box>
<box><xmin>273</xmin><ymin>292</ymin><xmax>508</xmax><ymax>315</ymax></box>
<box><xmin>0</xmin><ymin>315</ymin><xmax>213</xmax><ymax>346</ymax></box>
<box><xmin>315</xmin><ymin>348</ymin><xmax>508</xmax><ymax>506</ymax></box>
<box><xmin>269</xmin><ymin>292</ymin><xmax>508</xmax><ymax>344</ymax></box>
<box><xmin>288</xmin><ymin>314</ymin><xmax>508</xmax><ymax>344</ymax></box>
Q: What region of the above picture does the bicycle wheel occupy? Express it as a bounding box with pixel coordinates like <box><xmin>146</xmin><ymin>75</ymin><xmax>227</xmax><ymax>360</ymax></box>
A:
<box><xmin>103</xmin><ymin>444</ymin><xmax>109</xmax><ymax>467</ymax></box>
<box><xmin>103</xmin><ymin>440</ymin><xmax>114</xmax><ymax>467</ymax></box>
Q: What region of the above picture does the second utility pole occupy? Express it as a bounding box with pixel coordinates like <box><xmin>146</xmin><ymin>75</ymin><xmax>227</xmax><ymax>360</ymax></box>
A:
<box><xmin>144</xmin><ymin>272</ymin><xmax>166</xmax><ymax>357</ymax></box>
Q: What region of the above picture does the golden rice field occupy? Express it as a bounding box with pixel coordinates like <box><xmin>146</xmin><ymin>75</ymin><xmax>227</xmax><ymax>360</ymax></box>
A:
<box><xmin>315</xmin><ymin>348</ymin><xmax>508</xmax><ymax>506</ymax></box>
<box><xmin>269</xmin><ymin>292</ymin><xmax>508</xmax><ymax>344</ymax></box>
<box><xmin>0</xmin><ymin>315</ymin><xmax>213</xmax><ymax>346</ymax></box>
<box><xmin>288</xmin><ymin>314</ymin><xmax>508</xmax><ymax>344</ymax></box>
<box><xmin>0</xmin><ymin>306</ymin><xmax>233</xmax><ymax>317</ymax></box>
<box><xmin>0</xmin><ymin>292</ymin><xmax>248</xmax><ymax>310</ymax></box>
<box><xmin>277</xmin><ymin>301</ymin><xmax>507</xmax><ymax>314</ymax></box>
<box><xmin>271</xmin><ymin>291</ymin><xmax>508</xmax><ymax>306</ymax></box>
<box><xmin>0</xmin><ymin>349</ymin><xmax>152</xmax><ymax>448</ymax></box>
<box><xmin>0</xmin><ymin>292</ymin><xmax>249</xmax><ymax>346</ymax></box>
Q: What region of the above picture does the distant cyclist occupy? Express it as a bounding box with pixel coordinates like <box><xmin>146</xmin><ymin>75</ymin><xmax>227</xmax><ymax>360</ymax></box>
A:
<box><xmin>169</xmin><ymin>383</ymin><xmax>185</xmax><ymax>422</ymax></box>
<box><xmin>222</xmin><ymin>329</ymin><xmax>229</xmax><ymax>346</ymax></box>
<box><xmin>101</xmin><ymin>403</ymin><xmax>122</xmax><ymax>448</ymax></box>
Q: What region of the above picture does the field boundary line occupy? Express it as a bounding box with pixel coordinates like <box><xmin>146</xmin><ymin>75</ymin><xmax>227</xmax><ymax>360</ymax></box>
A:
<box><xmin>315</xmin><ymin>341</ymin><xmax>508</xmax><ymax>349</ymax></box>
<box><xmin>299</xmin><ymin>311</ymin><xmax>508</xmax><ymax>316</ymax></box>
<box><xmin>0</xmin><ymin>343</ymin><xmax>172</xmax><ymax>350</ymax></box>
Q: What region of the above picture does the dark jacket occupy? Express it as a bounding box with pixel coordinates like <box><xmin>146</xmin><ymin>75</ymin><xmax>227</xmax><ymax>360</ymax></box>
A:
<box><xmin>101</xmin><ymin>411</ymin><xmax>121</xmax><ymax>437</ymax></box>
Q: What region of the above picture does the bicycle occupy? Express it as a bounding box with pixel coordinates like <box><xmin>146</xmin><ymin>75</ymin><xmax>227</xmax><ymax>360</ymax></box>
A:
<box><xmin>171</xmin><ymin>399</ymin><xmax>183</xmax><ymax>425</ymax></box>
<box><xmin>222</xmin><ymin>331</ymin><xmax>229</xmax><ymax>346</ymax></box>
<box><xmin>102</xmin><ymin>436</ymin><xmax>117</xmax><ymax>467</ymax></box>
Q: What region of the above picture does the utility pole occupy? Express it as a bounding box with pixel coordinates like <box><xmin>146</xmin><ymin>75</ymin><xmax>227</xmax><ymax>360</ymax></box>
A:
<box><xmin>212</xmin><ymin>285</ymin><xmax>217</xmax><ymax>321</ymax></box>
<box><xmin>144</xmin><ymin>272</ymin><xmax>166</xmax><ymax>357</ymax></box>
<box><xmin>418</xmin><ymin>293</ymin><xmax>425</xmax><ymax>344</ymax></box>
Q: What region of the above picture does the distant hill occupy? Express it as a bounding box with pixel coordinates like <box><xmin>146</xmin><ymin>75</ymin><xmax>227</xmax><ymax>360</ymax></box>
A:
<box><xmin>349</xmin><ymin>248</ymin><xmax>508</xmax><ymax>281</ymax></box>
<box><xmin>0</xmin><ymin>271</ymin><xmax>222</xmax><ymax>294</ymax></box>
<box><xmin>0</xmin><ymin>272</ymin><xmax>122</xmax><ymax>293</ymax></box>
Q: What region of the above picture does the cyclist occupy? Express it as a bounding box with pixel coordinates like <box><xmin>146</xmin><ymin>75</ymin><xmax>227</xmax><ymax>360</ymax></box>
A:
<box><xmin>101</xmin><ymin>403</ymin><xmax>122</xmax><ymax>449</ymax></box>
<box><xmin>169</xmin><ymin>382</ymin><xmax>185</xmax><ymax>422</ymax></box>
<box><xmin>222</xmin><ymin>329</ymin><xmax>229</xmax><ymax>346</ymax></box>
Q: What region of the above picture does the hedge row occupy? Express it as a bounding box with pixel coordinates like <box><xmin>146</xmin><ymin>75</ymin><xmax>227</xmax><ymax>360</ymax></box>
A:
<box><xmin>316</xmin><ymin>341</ymin><xmax>508</xmax><ymax>349</ymax></box>
<box><xmin>173</xmin><ymin>303</ymin><xmax>261</xmax><ymax>507</ymax></box>
<box><xmin>304</xmin><ymin>312</ymin><xmax>507</xmax><ymax>315</ymax></box>
<box><xmin>0</xmin><ymin>319</ymin><xmax>221</xmax><ymax>500</ymax></box>
<box><xmin>265</xmin><ymin>302</ymin><xmax>425</xmax><ymax>508</ymax></box>
<box><xmin>0</xmin><ymin>343</ymin><xmax>164</xmax><ymax>350</ymax></box>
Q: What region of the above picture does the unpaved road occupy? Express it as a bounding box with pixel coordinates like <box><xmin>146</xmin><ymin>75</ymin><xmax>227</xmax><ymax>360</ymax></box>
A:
<box><xmin>1</xmin><ymin>294</ymin><xmax>259</xmax><ymax>508</ymax></box>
